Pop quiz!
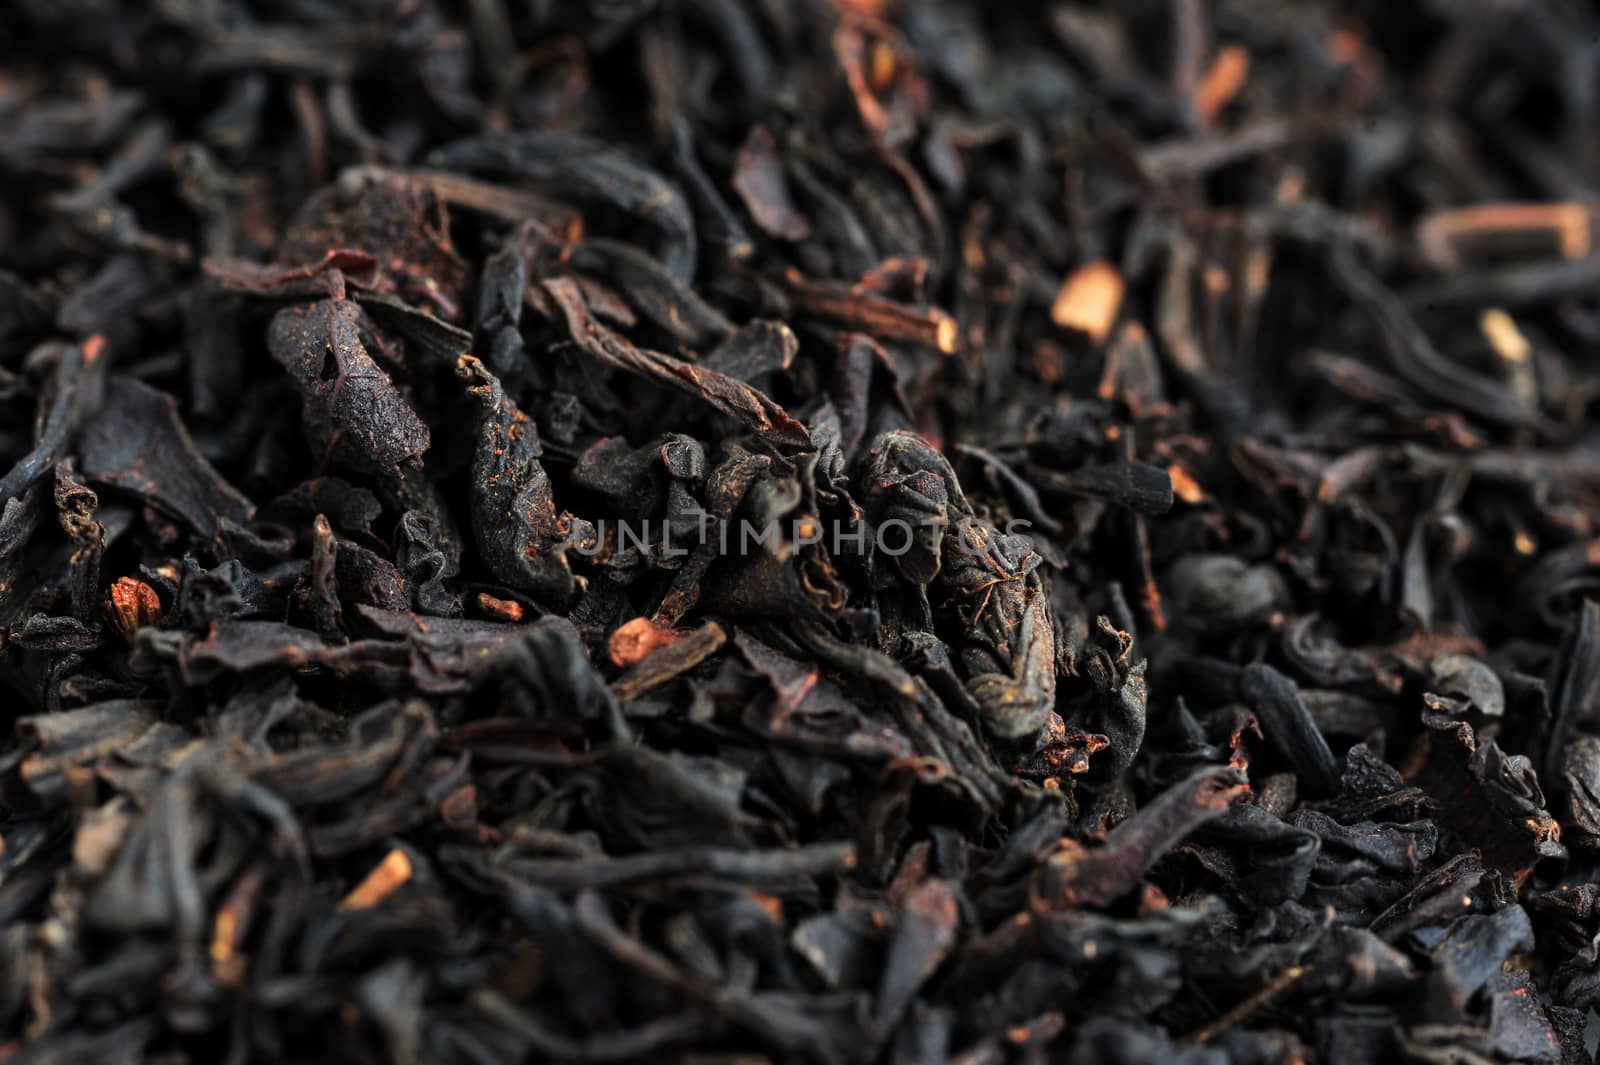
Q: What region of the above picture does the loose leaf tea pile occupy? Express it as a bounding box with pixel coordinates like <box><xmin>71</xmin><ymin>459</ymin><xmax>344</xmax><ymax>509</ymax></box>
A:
<box><xmin>7</xmin><ymin>1</ymin><xmax>1600</xmax><ymax>1062</ymax></box>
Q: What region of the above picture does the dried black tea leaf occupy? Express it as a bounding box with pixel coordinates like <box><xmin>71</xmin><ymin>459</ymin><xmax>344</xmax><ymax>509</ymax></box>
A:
<box><xmin>10</xmin><ymin>2</ymin><xmax>1600</xmax><ymax>1062</ymax></box>
<box><xmin>78</xmin><ymin>377</ymin><xmax>253</xmax><ymax>538</ymax></box>
<box><xmin>544</xmin><ymin>277</ymin><xmax>811</xmax><ymax>448</ymax></box>
<box><xmin>266</xmin><ymin>299</ymin><xmax>431</xmax><ymax>479</ymax></box>
<box><xmin>456</xmin><ymin>354</ymin><xmax>586</xmax><ymax>603</ymax></box>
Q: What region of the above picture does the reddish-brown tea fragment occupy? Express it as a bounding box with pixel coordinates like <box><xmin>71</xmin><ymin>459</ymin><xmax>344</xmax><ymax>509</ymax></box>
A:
<box><xmin>781</xmin><ymin>270</ymin><xmax>958</xmax><ymax>354</ymax></box>
<box><xmin>474</xmin><ymin>592</ymin><xmax>525</xmax><ymax>622</ymax></box>
<box><xmin>608</xmin><ymin>616</ymin><xmax>682</xmax><ymax>667</ymax></box>
<box><xmin>105</xmin><ymin>578</ymin><xmax>162</xmax><ymax>642</ymax></box>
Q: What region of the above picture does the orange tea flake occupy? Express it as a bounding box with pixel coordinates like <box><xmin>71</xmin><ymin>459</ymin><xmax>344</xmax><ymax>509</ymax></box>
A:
<box><xmin>339</xmin><ymin>849</ymin><xmax>413</xmax><ymax>911</ymax></box>
<box><xmin>1051</xmin><ymin>261</ymin><xmax>1124</xmax><ymax>343</ymax></box>
<box><xmin>1196</xmin><ymin>44</ymin><xmax>1249</xmax><ymax>125</ymax></box>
